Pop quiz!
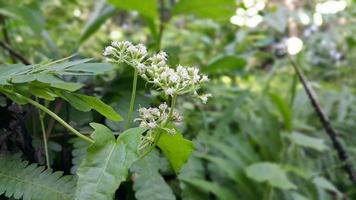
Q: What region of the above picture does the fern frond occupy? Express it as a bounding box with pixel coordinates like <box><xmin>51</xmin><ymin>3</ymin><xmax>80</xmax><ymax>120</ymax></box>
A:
<box><xmin>0</xmin><ymin>155</ymin><xmax>76</xmax><ymax>200</ymax></box>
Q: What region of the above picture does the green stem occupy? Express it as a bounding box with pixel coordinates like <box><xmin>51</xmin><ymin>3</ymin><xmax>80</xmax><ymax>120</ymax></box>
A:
<box><xmin>2</xmin><ymin>89</ymin><xmax>94</xmax><ymax>143</ymax></box>
<box><xmin>139</xmin><ymin>94</ymin><xmax>178</xmax><ymax>160</ymax></box>
<box><xmin>38</xmin><ymin>106</ymin><xmax>50</xmax><ymax>169</ymax></box>
<box><xmin>125</xmin><ymin>68</ymin><xmax>138</xmax><ymax>130</ymax></box>
<box><xmin>167</xmin><ymin>94</ymin><xmax>177</xmax><ymax>123</ymax></box>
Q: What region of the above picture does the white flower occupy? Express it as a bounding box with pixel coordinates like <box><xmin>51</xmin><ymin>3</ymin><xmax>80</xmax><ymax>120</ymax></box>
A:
<box><xmin>199</xmin><ymin>93</ymin><xmax>212</xmax><ymax>104</ymax></box>
<box><xmin>159</xmin><ymin>102</ymin><xmax>168</xmax><ymax>111</ymax></box>
<box><xmin>103</xmin><ymin>41</ymin><xmax>211</xmax><ymax>101</ymax></box>
<box><xmin>169</xmin><ymin>74</ymin><xmax>179</xmax><ymax>83</ymax></box>
<box><xmin>103</xmin><ymin>46</ymin><xmax>116</xmax><ymax>56</ymax></box>
<box><xmin>200</xmin><ymin>75</ymin><xmax>209</xmax><ymax>82</ymax></box>
<box><xmin>165</xmin><ymin>88</ymin><xmax>175</xmax><ymax>96</ymax></box>
<box><xmin>147</xmin><ymin>121</ymin><xmax>157</xmax><ymax>129</ymax></box>
<box><xmin>135</xmin><ymin>103</ymin><xmax>181</xmax><ymax>131</ymax></box>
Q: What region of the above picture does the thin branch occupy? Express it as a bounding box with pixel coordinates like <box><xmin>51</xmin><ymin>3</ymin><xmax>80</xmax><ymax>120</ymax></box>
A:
<box><xmin>289</xmin><ymin>56</ymin><xmax>356</xmax><ymax>184</ymax></box>
<box><xmin>0</xmin><ymin>40</ymin><xmax>30</xmax><ymax>65</ymax></box>
<box><xmin>0</xmin><ymin>16</ymin><xmax>16</xmax><ymax>62</ymax></box>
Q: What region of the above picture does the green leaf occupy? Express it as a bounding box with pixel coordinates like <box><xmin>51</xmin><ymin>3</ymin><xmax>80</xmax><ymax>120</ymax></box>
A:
<box><xmin>289</xmin><ymin>132</ymin><xmax>328</xmax><ymax>152</ymax></box>
<box><xmin>157</xmin><ymin>130</ymin><xmax>194</xmax><ymax>173</ymax></box>
<box><xmin>59</xmin><ymin>92</ymin><xmax>123</xmax><ymax>121</ymax></box>
<box><xmin>173</xmin><ymin>0</ymin><xmax>235</xmax><ymax>22</ymax></box>
<box><xmin>67</xmin><ymin>63</ymin><xmax>114</xmax><ymax>75</ymax></box>
<box><xmin>131</xmin><ymin>150</ymin><xmax>176</xmax><ymax>200</ymax></box>
<box><xmin>29</xmin><ymin>87</ymin><xmax>57</xmax><ymax>101</ymax></box>
<box><xmin>179</xmin><ymin>179</ymin><xmax>237</xmax><ymax>200</ymax></box>
<box><xmin>108</xmin><ymin>0</ymin><xmax>157</xmax><ymax>19</ymax></box>
<box><xmin>178</xmin><ymin>155</ymin><xmax>210</xmax><ymax>200</ymax></box>
<box><xmin>0</xmin><ymin>155</ymin><xmax>76</xmax><ymax>200</ymax></box>
<box><xmin>202</xmin><ymin>55</ymin><xmax>246</xmax><ymax>74</ymax></box>
<box><xmin>269</xmin><ymin>92</ymin><xmax>293</xmax><ymax>131</ymax></box>
<box><xmin>245</xmin><ymin>162</ymin><xmax>296</xmax><ymax>190</ymax></box>
<box><xmin>312</xmin><ymin>177</ymin><xmax>342</xmax><ymax>197</ymax></box>
<box><xmin>0</xmin><ymin>5</ymin><xmax>45</xmax><ymax>34</ymax></box>
<box><xmin>75</xmin><ymin>123</ymin><xmax>146</xmax><ymax>200</ymax></box>
<box><xmin>80</xmin><ymin>0</ymin><xmax>116</xmax><ymax>43</ymax></box>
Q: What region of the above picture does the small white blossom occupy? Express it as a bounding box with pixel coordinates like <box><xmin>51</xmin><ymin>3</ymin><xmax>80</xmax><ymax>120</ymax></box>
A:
<box><xmin>199</xmin><ymin>93</ymin><xmax>212</xmax><ymax>104</ymax></box>
<box><xmin>135</xmin><ymin>103</ymin><xmax>182</xmax><ymax>131</ymax></box>
<box><xmin>103</xmin><ymin>46</ymin><xmax>116</xmax><ymax>56</ymax></box>
<box><xmin>165</xmin><ymin>88</ymin><xmax>175</xmax><ymax>96</ymax></box>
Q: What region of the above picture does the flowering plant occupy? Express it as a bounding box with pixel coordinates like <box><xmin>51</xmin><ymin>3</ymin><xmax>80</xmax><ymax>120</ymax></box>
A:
<box><xmin>104</xmin><ymin>41</ymin><xmax>211</xmax><ymax>153</ymax></box>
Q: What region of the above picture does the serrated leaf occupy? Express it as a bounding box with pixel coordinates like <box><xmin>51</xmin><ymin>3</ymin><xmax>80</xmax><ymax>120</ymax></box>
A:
<box><xmin>289</xmin><ymin>132</ymin><xmax>328</xmax><ymax>152</ymax></box>
<box><xmin>75</xmin><ymin>124</ymin><xmax>146</xmax><ymax>200</ymax></box>
<box><xmin>131</xmin><ymin>150</ymin><xmax>176</xmax><ymax>200</ymax></box>
<box><xmin>0</xmin><ymin>155</ymin><xmax>76</xmax><ymax>200</ymax></box>
<box><xmin>157</xmin><ymin>130</ymin><xmax>194</xmax><ymax>173</ymax></box>
<box><xmin>245</xmin><ymin>162</ymin><xmax>296</xmax><ymax>190</ymax></box>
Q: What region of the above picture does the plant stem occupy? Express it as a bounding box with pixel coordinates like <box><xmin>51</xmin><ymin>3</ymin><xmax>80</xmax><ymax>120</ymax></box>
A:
<box><xmin>167</xmin><ymin>94</ymin><xmax>177</xmax><ymax>122</ymax></box>
<box><xmin>288</xmin><ymin>56</ymin><xmax>356</xmax><ymax>183</ymax></box>
<box><xmin>38</xmin><ymin>106</ymin><xmax>50</xmax><ymax>169</ymax></box>
<box><xmin>125</xmin><ymin>68</ymin><xmax>138</xmax><ymax>130</ymax></box>
<box><xmin>1</xmin><ymin>89</ymin><xmax>94</xmax><ymax>144</ymax></box>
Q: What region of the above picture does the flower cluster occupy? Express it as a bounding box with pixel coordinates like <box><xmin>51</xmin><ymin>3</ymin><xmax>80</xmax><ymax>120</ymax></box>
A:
<box><xmin>134</xmin><ymin>102</ymin><xmax>182</xmax><ymax>132</ymax></box>
<box><xmin>103</xmin><ymin>41</ymin><xmax>147</xmax><ymax>69</ymax></box>
<box><xmin>103</xmin><ymin>41</ymin><xmax>211</xmax><ymax>103</ymax></box>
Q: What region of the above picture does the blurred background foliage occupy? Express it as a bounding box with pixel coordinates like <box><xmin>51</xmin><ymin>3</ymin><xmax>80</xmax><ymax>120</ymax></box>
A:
<box><xmin>0</xmin><ymin>0</ymin><xmax>356</xmax><ymax>199</ymax></box>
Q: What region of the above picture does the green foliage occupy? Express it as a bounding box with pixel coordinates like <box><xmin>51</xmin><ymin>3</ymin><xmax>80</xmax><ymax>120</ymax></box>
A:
<box><xmin>75</xmin><ymin>123</ymin><xmax>146</xmax><ymax>200</ymax></box>
<box><xmin>289</xmin><ymin>132</ymin><xmax>329</xmax><ymax>152</ymax></box>
<box><xmin>60</xmin><ymin>92</ymin><xmax>122</xmax><ymax>121</ymax></box>
<box><xmin>202</xmin><ymin>55</ymin><xmax>246</xmax><ymax>74</ymax></box>
<box><xmin>80</xmin><ymin>0</ymin><xmax>116</xmax><ymax>43</ymax></box>
<box><xmin>174</xmin><ymin>0</ymin><xmax>236</xmax><ymax>21</ymax></box>
<box><xmin>245</xmin><ymin>162</ymin><xmax>296</xmax><ymax>190</ymax></box>
<box><xmin>0</xmin><ymin>155</ymin><xmax>76</xmax><ymax>200</ymax></box>
<box><xmin>157</xmin><ymin>130</ymin><xmax>195</xmax><ymax>173</ymax></box>
<box><xmin>131</xmin><ymin>150</ymin><xmax>176</xmax><ymax>200</ymax></box>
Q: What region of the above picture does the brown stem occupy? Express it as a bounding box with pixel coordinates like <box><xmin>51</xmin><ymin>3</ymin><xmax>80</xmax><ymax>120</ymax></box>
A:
<box><xmin>0</xmin><ymin>41</ymin><xmax>30</xmax><ymax>65</ymax></box>
<box><xmin>289</xmin><ymin>56</ymin><xmax>356</xmax><ymax>183</ymax></box>
<box><xmin>0</xmin><ymin>16</ymin><xmax>17</xmax><ymax>63</ymax></box>
<box><xmin>46</xmin><ymin>100</ymin><xmax>63</xmax><ymax>139</ymax></box>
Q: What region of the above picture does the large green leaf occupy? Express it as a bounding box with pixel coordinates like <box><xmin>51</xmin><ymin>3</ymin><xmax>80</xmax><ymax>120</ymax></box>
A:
<box><xmin>245</xmin><ymin>162</ymin><xmax>296</xmax><ymax>190</ymax></box>
<box><xmin>59</xmin><ymin>92</ymin><xmax>123</xmax><ymax>121</ymax></box>
<box><xmin>131</xmin><ymin>150</ymin><xmax>176</xmax><ymax>200</ymax></box>
<box><xmin>202</xmin><ymin>55</ymin><xmax>246</xmax><ymax>74</ymax></box>
<box><xmin>75</xmin><ymin>123</ymin><xmax>146</xmax><ymax>200</ymax></box>
<box><xmin>173</xmin><ymin>0</ymin><xmax>235</xmax><ymax>22</ymax></box>
<box><xmin>289</xmin><ymin>132</ymin><xmax>328</xmax><ymax>152</ymax></box>
<box><xmin>157</xmin><ymin>130</ymin><xmax>194</xmax><ymax>173</ymax></box>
